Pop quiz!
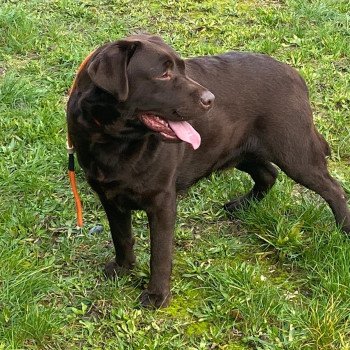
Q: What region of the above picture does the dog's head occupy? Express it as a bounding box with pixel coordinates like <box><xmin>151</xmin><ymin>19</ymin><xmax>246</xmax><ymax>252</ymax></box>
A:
<box><xmin>80</xmin><ymin>34</ymin><xmax>214</xmax><ymax>149</ymax></box>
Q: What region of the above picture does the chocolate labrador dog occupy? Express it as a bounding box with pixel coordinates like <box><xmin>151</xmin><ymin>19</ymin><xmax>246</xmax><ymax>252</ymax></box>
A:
<box><xmin>67</xmin><ymin>34</ymin><xmax>350</xmax><ymax>308</ymax></box>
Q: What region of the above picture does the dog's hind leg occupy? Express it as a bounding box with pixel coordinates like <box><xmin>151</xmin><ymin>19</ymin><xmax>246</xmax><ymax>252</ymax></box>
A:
<box><xmin>224</xmin><ymin>158</ymin><xmax>278</xmax><ymax>213</ymax></box>
<box><xmin>272</xmin><ymin>131</ymin><xmax>350</xmax><ymax>233</ymax></box>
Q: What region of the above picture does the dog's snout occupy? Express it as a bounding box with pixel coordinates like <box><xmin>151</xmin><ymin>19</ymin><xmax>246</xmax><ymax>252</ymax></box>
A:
<box><xmin>200</xmin><ymin>90</ymin><xmax>215</xmax><ymax>109</ymax></box>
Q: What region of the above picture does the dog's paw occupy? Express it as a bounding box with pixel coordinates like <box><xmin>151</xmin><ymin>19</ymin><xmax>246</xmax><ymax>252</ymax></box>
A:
<box><xmin>140</xmin><ymin>289</ymin><xmax>171</xmax><ymax>309</ymax></box>
<box><xmin>104</xmin><ymin>260</ymin><xmax>134</xmax><ymax>279</ymax></box>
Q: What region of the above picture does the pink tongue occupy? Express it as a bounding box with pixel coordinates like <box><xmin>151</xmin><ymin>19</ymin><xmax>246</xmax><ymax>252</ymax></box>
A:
<box><xmin>168</xmin><ymin>120</ymin><xmax>201</xmax><ymax>150</ymax></box>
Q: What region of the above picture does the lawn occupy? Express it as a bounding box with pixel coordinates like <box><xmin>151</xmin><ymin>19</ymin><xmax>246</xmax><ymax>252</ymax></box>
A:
<box><xmin>1</xmin><ymin>0</ymin><xmax>350</xmax><ymax>349</ymax></box>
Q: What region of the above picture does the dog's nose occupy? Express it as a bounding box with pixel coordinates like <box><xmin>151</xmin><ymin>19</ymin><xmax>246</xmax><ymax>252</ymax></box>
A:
<box><xmin>200</xmin><ymin>90</ymin><xmax>215</xmax><ymax>109</ymax></box>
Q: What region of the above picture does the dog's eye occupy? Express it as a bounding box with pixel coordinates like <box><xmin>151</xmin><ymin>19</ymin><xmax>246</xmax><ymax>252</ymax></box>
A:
<box><xmin>159</xmin><ymin>71</ymin><xmax>171</xmax><ymax>80</ymax></box>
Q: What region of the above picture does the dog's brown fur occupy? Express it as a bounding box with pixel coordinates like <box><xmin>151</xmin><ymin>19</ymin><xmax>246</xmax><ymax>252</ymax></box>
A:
<box><xmin>67</xmin><ymin>34</ymin><xmax>350</xmax><ymax>308</ymax></box>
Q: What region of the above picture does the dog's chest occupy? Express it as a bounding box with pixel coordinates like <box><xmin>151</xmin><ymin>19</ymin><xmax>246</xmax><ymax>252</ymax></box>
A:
<box><xmin>86</xmin><ymin>161</ymin><xmax>156</xmax><ymax>209</ymax></box>
<box><xmin>84</xmin><ymin>154</ymin><xmax>147</xmax><ymax>189</ymax></box>
<box><xmin>78</xmin><ymin>141</ymin><xmax>170</xmax><ymax>209</ymax></box>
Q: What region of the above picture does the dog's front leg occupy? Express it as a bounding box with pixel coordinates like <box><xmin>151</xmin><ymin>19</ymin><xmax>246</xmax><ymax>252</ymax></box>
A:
<box><xmin>88</xmin><ymin>180</ymin><xmax>136</xmax><ymax>276</ymax></box>
<box><xmin>103</xmin><ymin>207</ymin><xmax>136</xmax><ymax>277</ymax></box>
<box><xmin>92</xmin><ymin>195</ymin><xmax>135</xmax><ymax>278</ymax></box>
<box><xmin>141</xmin><ymin>192</ymin><xmax>176</xmax><ymax>308</ymax></box>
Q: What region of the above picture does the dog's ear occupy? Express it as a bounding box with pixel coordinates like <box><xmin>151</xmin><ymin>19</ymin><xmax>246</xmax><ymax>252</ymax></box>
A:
<box><xmin>87</xmin><ymin>40</ymin><xmax>139</xmax><ymax>101</ymax></box>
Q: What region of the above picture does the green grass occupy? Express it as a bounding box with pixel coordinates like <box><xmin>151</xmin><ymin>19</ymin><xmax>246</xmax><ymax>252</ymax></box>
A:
<box><xmin>1</xmin><ymin>0</ymin><xmax>350</xmax><ymax>349</ymax></box>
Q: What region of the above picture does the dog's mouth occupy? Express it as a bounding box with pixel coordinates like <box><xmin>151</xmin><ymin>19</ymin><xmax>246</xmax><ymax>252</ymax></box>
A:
<box><xmin>139</xmin><ymin>113</ymin><xmax>201</xmax><ymax>150</ymax></box>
